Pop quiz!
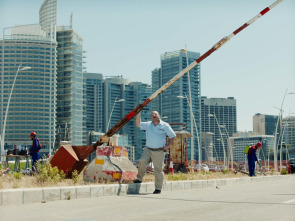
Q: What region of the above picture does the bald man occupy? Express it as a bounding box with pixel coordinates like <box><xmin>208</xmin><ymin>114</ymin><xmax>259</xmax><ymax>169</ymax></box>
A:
<box><xmin>134</xmin><ymin>111</ymin><xmax>176</xmax><ymax>194</ymax></box>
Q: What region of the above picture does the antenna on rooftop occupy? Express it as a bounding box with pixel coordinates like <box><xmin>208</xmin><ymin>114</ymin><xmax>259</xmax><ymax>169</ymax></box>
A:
<box><xmin>70</xmin><ymin>12</ymin><xmax>73</xmax><ymax>28</ymax></box>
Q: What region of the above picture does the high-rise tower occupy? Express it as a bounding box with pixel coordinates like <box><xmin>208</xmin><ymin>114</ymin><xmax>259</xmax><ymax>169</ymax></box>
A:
<box><xmin>0</xmin><ymin>24</ymin><xmax>57</xmax><ymax>152</ymax></box>
<box><xmin>152</xmin><ymin>50</ymin><xmax>201</xmax><ymax>161</ymax></box>
<box><xmin>201</xmin><ymin>97</ymin><xmax>237</xmax><ymax>162</ymax></box>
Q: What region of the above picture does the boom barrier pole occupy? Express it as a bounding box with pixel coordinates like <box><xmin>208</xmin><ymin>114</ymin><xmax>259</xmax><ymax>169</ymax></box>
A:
<box><xmin>94</xmin><ymin>0</ymin><xmax>283</xmax><ymax>148</ymax></box>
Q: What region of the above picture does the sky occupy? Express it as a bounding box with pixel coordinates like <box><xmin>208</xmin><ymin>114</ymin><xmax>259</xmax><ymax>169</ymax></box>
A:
<box><xmin>0</xmin><ymin>0</ymin><xmax>294</xmax><ymax>132</ymax></box>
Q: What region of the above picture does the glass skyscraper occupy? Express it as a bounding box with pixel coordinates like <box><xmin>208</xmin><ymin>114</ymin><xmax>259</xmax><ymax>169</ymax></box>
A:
<box><xmin>84</xmin><ymin>73</ymin><xmax>152</xmax><ymax>160</ymax></box>
<box><xmin>152</xmin><ymin>50</ymin><xmax>201</xmax><ymax>161</ymax></box>
<box><xmin>56</xmin><ymin>26</ymin><xmax>86</xmax><ymax>146</ymax></box>
<box><xmin>0</xmin><ymin>24</ymin><xmax>57</xmax><ymax>152</ymax></box>
<box><xmin>201</xmin><ymin>96</ymin><xmax>237</xmax><ymax>162</ymax></box>
<box><xmin>103</xmin><ymin>76</ymin><xmax>128</xmax><ymax>133</ymax></box>
<box><xmin>85</xmin><ymin>73</ymin><xmax>103</xmax><ymax>132</ymax></box>
<box><xmin>124</xmin><ymin>82</ymin><xmax>152</xmax><ymax>159</ymax></box>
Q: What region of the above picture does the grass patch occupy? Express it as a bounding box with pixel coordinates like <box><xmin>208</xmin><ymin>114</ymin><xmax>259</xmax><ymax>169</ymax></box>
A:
<box><xmin>8</xmin><ymin>162</ymin><xmax>31</xmax><ymax>171</ymax></box>
<box><xmin>167</xmin><ymin>172</ymin><xmax>189</xmax><ymax>181</ymax></box>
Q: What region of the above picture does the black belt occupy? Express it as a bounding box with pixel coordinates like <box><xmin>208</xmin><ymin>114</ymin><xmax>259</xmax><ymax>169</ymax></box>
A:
<box><xmin>147</xmin><ymin>147</ymin><xmax>164</xmax><ymax>151</ymax></box>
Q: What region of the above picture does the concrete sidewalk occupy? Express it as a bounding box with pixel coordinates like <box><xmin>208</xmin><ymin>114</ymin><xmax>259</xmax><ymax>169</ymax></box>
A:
<box><xmin>0</xmin><ymin>175</ymin><xmax>290</xmax><ymax>206</ymax></box>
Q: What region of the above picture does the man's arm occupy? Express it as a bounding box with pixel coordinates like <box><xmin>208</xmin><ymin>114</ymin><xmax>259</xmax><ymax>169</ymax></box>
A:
<box><xmin>163</xmin><ymin>137</ymin><xmax>175</xmax><ymax>151</ymax></box>
<box><xmin>136</xmin><ymin>112</ymin><xmax>141</xmax><ymax>128</ymax></box>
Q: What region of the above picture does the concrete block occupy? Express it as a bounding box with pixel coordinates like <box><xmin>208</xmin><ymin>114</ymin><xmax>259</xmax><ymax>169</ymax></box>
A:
<box><xmin>184</xmin><ymin>181</ymin><xmax>192</xmax><ymax>189</ymax></box>
<box><xmin>171</xmin><ymin>181</ymin><xmax>179</xmax><ymax>190</ymax></box>
<box><xmin>76</xmin><ymin>186</ymin><xmax>91</xmax><ymax>199</ymax></box>
<box><xmin>229</xmin><ymin>178</ymin><xmax>238</xmax><ymax>186</ymax></box>
<box><xmin>137</xmin><ymin>183</ymin><xmax>147</xmax><ymax>194</ymax></box>
<box><xmin>163</xmin><ymin>182</ymin><xmax>172</xmax><ymax>191</ymax></box>
<box><xmin>90</xmin><ymin>185</ymin><xmax>104</xmax><ymax>197</ymax></box>
<box><xmin>191</xmin><ymin>180</ymin><xmax>203</xmax><ymax>189</ymax></box>
<box><xmin>215</xmin><ymin>179</ymin><xmax>222</xmax><ymax>186</ymax></box>
<box><xmin>220</xmin><ymin>179</ymin><xmax>227</xmax><ymax>186</ymax></box>
<box><xmin>178</xmin><ymin>181</ymin><xmax>185</xmax><ymax>190</ymax></box>
<box><xmin>116</xmin><ymin>184</ymin><xmax>127</xmax><ymax>196</ymax></box>
<box><xmin>207</xmin><ymin>179</ymin><xmax>217</xmax><ymax>187</ymax></box>
<box><xmin>146</xmin><ymin>182</ymin><xmax>155</xmax><ymax>193</ymax></box>
<box><xmin>239</xmin><ymin>178</ymin><xmax>250</xmax><ymax>184</ymax></box>
<box><xmin>24</xmin><ymin>188</ymin><xmax>43</xmax><ymax>204</ymax></box>
<box><xmin>2</xmin><ymin>189</ymin><xmax>23</xmax><ymax>205</ymax></box>
<box><xmin>103</xmin><ymin>184</ymin><xmax>116</xmax><ymax>196</ymax></box>
<box><xmin>43</xmin><ymin>187</ymin><xmax>60</xmax><ymax>202</ymax></box>
<box><xmin>202</xmin><ymin>180</ymin><xmax>208</xmax><ymax>188</ymax></box>
<box><xmin>60</xmin><ymin>186</ymin><xmax>76</xmax><ymax>200</ymax></box>
<box><xmin>127</xmin><ymin>183</ymin><xmax>138</xmax><ymax>194</ymax></box>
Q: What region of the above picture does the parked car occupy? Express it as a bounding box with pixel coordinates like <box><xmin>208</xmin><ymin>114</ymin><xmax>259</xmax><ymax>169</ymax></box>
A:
<box><xmin>208</xmin><ymin>165</ymin><xmax>218</xmax><ymax>172</ymax></box>
<box><xmin>194</xmin><ymin>164</ymin><xmax>209</xmax><ymax>172</ymax></box>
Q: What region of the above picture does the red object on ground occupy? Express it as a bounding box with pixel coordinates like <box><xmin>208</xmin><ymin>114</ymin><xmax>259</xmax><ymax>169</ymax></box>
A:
<box><xmin>50</xmin><ymin>144</ymin><xmax>89</xmax><ymax>178</ymax></box>
<box><xmin>169</xmin><ymin>158</ymin><xmax>174</xmax><ymax>174</ymax></box>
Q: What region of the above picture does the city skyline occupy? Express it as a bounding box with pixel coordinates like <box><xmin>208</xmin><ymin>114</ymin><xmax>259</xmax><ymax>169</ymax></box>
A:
<box><xmin>1</xmin><ymin>0</ymin><xmax>294</xmax><ymax>132</ymax></box>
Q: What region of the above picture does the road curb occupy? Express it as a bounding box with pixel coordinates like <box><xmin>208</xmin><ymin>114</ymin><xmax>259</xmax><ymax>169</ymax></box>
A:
<box><xmin>0</xmin><ymin>175</ymin><xmax>290</xmax><ymax>206</ymax></box>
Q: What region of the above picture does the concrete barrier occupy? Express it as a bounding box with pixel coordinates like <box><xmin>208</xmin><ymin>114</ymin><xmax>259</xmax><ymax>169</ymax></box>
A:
<box><xmin>0</xmin><ymin>175</ymin><xmax>290</xmax><ymax>206</ymax></box>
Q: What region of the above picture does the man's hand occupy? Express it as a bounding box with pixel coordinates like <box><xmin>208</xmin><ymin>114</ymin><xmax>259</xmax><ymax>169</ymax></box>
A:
<box><xmin>163</xmin><ymin>145</ymin><xmax>170</xmax><ymax>152</ymax></box>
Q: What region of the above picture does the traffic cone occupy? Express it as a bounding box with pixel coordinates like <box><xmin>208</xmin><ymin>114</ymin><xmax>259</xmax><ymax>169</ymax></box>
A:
<box><xmin>169</xmin><ymin>158</ymin><xmax>174</xmax><ymax>174</ymax></box>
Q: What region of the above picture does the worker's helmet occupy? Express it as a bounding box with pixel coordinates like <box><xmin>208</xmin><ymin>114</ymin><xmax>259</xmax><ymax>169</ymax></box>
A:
<box><xmin>256</xmin><ymin>142</ymin><xmax>262</xmax><ymax>148</ymax></box>
<box><xmin>30</xmin><ymin>132</ymin><xmax>37</xmax><ymax>137</ymax></box>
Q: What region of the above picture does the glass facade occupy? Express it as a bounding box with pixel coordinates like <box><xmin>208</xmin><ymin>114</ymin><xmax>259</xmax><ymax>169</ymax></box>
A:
<box><xmin>124</xmin><ymin>82</ymin><xmax>152</xmax><ymax>159</ymax></box>
<box><xmin>103</xmin><ymin>76</ymin><xmax>128</xmax><ymax>133</ymax></box>
<box><xmin>85</xmin><ymin>73</ymin><xmax>103</xmax><ymax>132</ymax></box>
<box><xmin>152</xmin><ymin>50</ymin><xmax>201</xmax><ymax>161</ymax></box>
<box><xmin>0</xmin><ymin>24</ymin><xmax>57</xmax><ymax>151</ymax></box>
<box><xmin>201</xmin><ymin>97</ymin><xmax>237</xmax><ymax>161</ymax></box>
<box><xmin>229</xmin><ymin>135</ymin><xmax>273</xmax><ymax>162</ymax></box>
<box><xmin>39</xmin><ymin>0</ymin><xmax>57</xmax><ymax>35</ymax></box>
<box><xmin>283</xmin><ymin>116</ymin><xmax>295</xmax><ymax>159</ymax></box>
<box><xmin>56</xmin><ymin>27</ymin><xmax>86</xmax><ymax>146</ymax></box>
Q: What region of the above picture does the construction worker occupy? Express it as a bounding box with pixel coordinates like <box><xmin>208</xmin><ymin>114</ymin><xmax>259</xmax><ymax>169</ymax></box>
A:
<box><xmin>29</xmin><ymin>132</ymin><xmax>42</xmax><ymax>173</ymax></box>
<box><xmin>247</xmin><ymin>142</ymin><xmax>261</xmax><ymax>177</ymax></box>
<box><xmin>134</xmin><ymin>111</ymin><xmax>176</xmax><ymax>194</ymax></box>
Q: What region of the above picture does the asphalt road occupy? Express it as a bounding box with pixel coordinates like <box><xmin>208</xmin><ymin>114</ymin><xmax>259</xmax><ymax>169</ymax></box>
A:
<box><xmin>1</xmin><ymin>175</ymin><xmax>295</xmax><ymax>221</ymax></box>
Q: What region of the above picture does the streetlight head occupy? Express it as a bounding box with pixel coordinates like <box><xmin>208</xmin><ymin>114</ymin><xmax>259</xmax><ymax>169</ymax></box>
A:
<box><xmin>288</xmin><ymin>92</ymin><xmax>295</xmax><ymax>94</ymax></box>
<box><xmin>117</xmin><ymin>99</ymin><xmax>125</xmax><ymax>102</ymax></box>
<box><xmin>177</xmin><ymin>95</ymin><xmax>185</xmax><ymax>99</ymax></box>
<box><xmin>20</xmin><ymin>67</ymin><xmax>31</xmax><ymax>71</ymax></box>
<box><xmin>181</xmin><ymin>48</ymin><xmax>187</xmax><ymax>53</ymax></box>
<box><xmin>208</xmin><ymin>114</ymin><xmax>214</xmax><ymax>117</ymax></box>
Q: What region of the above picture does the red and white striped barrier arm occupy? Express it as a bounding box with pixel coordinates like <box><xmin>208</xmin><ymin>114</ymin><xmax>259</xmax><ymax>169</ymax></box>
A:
<box><xmin>96</xmin><ymin>0</ymin><xmax>283</xmax><ymax>146</ymax></box>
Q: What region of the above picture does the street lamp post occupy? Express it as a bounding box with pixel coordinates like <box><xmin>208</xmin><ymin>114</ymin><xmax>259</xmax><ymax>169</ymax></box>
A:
<box><xmin>220</xmin><ymin>125</ymin><xmax>233</xmax><ymax>171</ymax></box>
<box><xmin>177</xmin><ymin>94</ymin><xmax>201</xmax><ymax>172</ymax></box>
<box><xmin>1</xmin><ymin>65</ymin><xmax>31</xmax><ymax>163</ymax></box>
<box><xmin>106</xmin><ymin>97</ymin><xmax>125</xmax><ymax>132</ymax></box>
<box><xmin>273</xmin><ymin>90</ymin><xmax>294</xmax><ymax>172</ymax></box>
<box><xmin>208</xmin><ymin>114</ymin><xmax>226</xmax><ymax>168</ymax></box>
<box><xmin>181</xmin><ymin>46</ymin><xmax>195</xmax><ymax>171</ymax></box>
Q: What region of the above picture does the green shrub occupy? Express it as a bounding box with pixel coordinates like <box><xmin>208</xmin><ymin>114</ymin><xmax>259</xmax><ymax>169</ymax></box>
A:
<box><xmin>222</xmin><ymin>169</ymin><xmax>229</xmax><ymax>174</ymax></box>
<box><xmin>280</xmin><ymin>168</ymin><xmax>288</xmax><ymax>175</ymax></box>
<box><xmin>13</xmin><ymin>172</ymin><xmax>22</xmax><ymax>180</ymax></box>
<box><xmin>36</xmin><ymin>163</ymin><xmax>65</xmax><ymax>184</ymax></box>
<box><xmin>71</xmin><ymin>170</ymin><xmax>80</xmax><ymax>184</ymax></box>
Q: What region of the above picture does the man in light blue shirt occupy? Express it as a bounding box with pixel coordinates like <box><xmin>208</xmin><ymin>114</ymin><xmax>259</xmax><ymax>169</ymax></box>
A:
<box><xmin>134</xmin><ymin>111</ymin><xmax>176</xmax><ymax>194</ymax></box>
